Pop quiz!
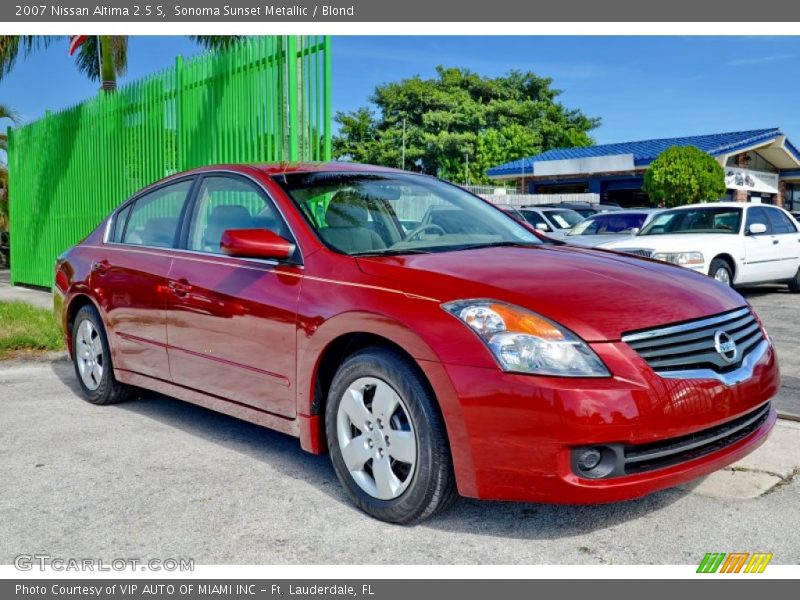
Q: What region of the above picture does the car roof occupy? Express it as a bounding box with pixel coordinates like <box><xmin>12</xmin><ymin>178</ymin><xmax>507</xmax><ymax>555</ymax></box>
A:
<box><xmin>250</xmin><ymin>161</ymin><xmax>409</xmax><ymax>176</ymax></box>
<box><xmin>668</xmin><ymin>202</ymin><xmax>751</xmax><ymax>210</ymax></box>
<box><xmin>521</xmin><ymin>206</ymin><xmax>579</xmax><ymax>213</ymax></box>
<box><xmin>167</xmin><ymin>161</ymin><xmax>412</xmax><ymax>180</ymax></box>
<box><xmin>584</xmin><ymin>208</ymin><xmax>661</xmax><ymax>216</ymax></box>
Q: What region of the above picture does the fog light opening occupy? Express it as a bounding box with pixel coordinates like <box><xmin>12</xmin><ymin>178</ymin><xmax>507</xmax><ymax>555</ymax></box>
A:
<box><xmin>572</xmin><ymin>445</ymin><xmax>620</xmax><ymax>479</ymax></box>
<box><xmin>577</xmin><ymin>448</ymin><xmax>603</xmax><ymax>472</ymax></box>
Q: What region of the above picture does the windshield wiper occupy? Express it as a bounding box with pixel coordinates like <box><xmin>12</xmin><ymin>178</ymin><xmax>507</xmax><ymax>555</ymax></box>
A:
<box><xmin>446</xmin><ymin>241</ymin><xmax>541</xmax><ymax>252</ymax></box>
<box><xmin>349</xmin><ymin>248</ymin><xmax>433</xmax><ymax>257</ymax></box>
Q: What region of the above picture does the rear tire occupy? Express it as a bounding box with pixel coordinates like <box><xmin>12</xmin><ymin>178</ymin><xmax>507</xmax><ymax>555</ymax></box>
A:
<box><xmin>72</xmin><ymin>304</ymin><xmax>133</xmax><ymax>405</ymax></box>
<box><xmin>789</xmin><ymin>268</ymin><xmax>800</xmax><ymax>293</ymax></box>
<box><xmin>709</xmin><ymin>258</ymin><xmax>733</xmax><ymax>287</ymax></box>
<box><xmin>325</xmin><ymin>347</ymin><xmax>457</xmax><ymax>524</ymax></box>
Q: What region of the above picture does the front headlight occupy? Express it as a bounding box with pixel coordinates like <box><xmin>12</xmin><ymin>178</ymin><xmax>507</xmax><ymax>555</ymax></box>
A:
<box><xmin>652</xmin><ymin>251</ymin><xmax>704</xmax><ymax>266</ymax></box>
<box><xmin>442</xmin><ymin>300</ymin><xmax>610</xmax><ymax>377</ymax></box>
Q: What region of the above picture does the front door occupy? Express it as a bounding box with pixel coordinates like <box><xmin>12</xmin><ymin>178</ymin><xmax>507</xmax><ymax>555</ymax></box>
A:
<box><xmin>741</xmin><ymin>206</ymin><xmax>781</xmax><ymax>283</ymax></box>
<box><xmin>165</xmin><ymin>175</ymin><xmax>301</xmax><ymax>418</ymax></box>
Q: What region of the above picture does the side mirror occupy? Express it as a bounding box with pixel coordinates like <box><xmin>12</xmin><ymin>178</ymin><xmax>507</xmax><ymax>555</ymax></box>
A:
<box><xmin>535</xmin><ymin>223</ymin><xmax>550</xmax><ymax>232</ymax></box>
<box><xmin>630</xmin><ymin>227</ymin><xmax>640</xmax><ymax>235</ymax></box>
<box><xmin>220</xmin><ymin>229</ymin><xmax>296</xmax><ymax>260</ymax></box>
<box><xmin>748</xmin><ymin>223</ymin><xmax>767</xmax><ymax>235</ymax></box>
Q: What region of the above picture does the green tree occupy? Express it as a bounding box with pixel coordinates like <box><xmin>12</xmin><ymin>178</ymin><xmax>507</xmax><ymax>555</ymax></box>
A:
<box><xmin>0</xmin><ymin>35</ymin><xmax>243</xmax><ymax>92</ymax></box>
<box><xmin>333</xmin><ymin>66</ymin><xmax>600</xmax><ymax>183</ymax></box>
<box><xmin>643</xmin><ymin>146</ymin><xmax>727</xmax><ymax>207</ymax></box>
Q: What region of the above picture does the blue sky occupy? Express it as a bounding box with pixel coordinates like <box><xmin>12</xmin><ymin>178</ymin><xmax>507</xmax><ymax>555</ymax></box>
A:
<box><xmin>2</xmin><ymin>36</ymin><xmax>799</xmax><ymax>147</ymax></box>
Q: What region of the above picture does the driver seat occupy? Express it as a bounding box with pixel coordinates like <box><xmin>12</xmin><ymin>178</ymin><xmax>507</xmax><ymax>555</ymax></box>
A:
<box><xmin>320</xmin><ymin>191</ymin><xmax>386</xmax><ymax>254</ymax></box>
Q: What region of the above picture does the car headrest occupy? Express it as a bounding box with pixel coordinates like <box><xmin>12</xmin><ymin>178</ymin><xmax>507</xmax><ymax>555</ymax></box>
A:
<box><xmin>141</xmin><ymin>217</ymin><xmax>178</xmax><ymax>246</ymax></box>
<box><xmin>326</xmin><ymin>191</ymin><xmax>369</xmax><ymax>228</ymax></box>
<box><xmin>209</xmin><ymin>204</ymin><xmax>252</xmax><ymax>228</ymax></box>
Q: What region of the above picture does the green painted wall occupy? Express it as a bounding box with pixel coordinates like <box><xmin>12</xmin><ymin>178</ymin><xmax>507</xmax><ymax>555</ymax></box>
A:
<box><xmin>7</xmin><ymin>35</ymin><xmax>331</xmax><ymax>287</ymax></box>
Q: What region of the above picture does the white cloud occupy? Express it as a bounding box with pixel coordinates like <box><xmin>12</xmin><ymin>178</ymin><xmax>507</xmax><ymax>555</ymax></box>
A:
<box><xmin>727</xmin><ymin>53</ymin><xmax>794</xmax><ymax>66</ymax></box>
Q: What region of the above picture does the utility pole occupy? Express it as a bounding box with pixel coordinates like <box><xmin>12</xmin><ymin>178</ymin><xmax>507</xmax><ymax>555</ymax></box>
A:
<box><xmin>401</xmin><ymin>116</ymin><xmax>406</xmax><ymax>170</ymax></box>
<box><xmin>465</xmin><ymin>152</ymin><xmax>469</xmax><ymax>185</ymax></box>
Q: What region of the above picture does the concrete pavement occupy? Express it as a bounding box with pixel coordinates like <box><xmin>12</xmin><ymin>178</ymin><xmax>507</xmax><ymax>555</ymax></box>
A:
<box><xmin>0</xmin><ymin>269</ymin><xmax>52</xmax><ymax>310</ymax></box>
<box><xmin>1</xmin><ymin>358</ymin><xmax>799</xmax><ymax>565</ymax></box>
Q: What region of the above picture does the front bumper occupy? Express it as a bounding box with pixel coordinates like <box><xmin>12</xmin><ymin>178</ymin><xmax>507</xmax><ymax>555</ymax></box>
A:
<box><xmin>438</xmin><ymin>340</ymin><xmax>779</xmax><ymax>503</ymax></box>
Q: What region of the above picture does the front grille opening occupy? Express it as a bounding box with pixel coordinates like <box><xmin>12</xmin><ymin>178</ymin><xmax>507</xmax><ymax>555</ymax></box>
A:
<box><xmin>624</xmin><ymin>402</ymin><xmax>771</xmax><ymax>475</ymax></box>
<box><xmin>622</xmin><ymin>307</ymin><xmax>765</xmax><ymax>375</ymax></box>
<box><xmin>571</xmin><ymin>403</ymin><xmax>772</xmax><ymax>480</ymax></box>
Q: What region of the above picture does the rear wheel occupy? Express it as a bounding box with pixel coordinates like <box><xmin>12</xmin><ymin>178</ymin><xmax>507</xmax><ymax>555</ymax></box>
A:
<box><xmin>709</xmin><ymin>258</ymin><xmax>733</xmax><ymax>287</ymax></box>
<box><xmin>325</xmin><ymin>347</ymin><xmax>457</xmax><ymax>524</ymax></box>
<box><xmin>789</xmin><ymin>268</ymin><xmax>800</xmax><ymax>293</ymax></box>
<box><xmin>72</xmin><ymin>304</ymin><xmax>133</xmax><ymax>405</ymax></box>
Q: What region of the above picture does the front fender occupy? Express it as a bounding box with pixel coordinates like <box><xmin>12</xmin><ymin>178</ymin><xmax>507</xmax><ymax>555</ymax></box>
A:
<box><xmin>295</xmin><ymin>308</ymin><xmax>480</xmax><ymax>496</ymax></box>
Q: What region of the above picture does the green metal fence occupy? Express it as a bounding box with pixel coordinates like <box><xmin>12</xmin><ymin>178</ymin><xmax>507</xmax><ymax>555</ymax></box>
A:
<box><xmin>7</xmin><ymin>35</ymin><xmax>332</xmax><ymax>287</ymax></box>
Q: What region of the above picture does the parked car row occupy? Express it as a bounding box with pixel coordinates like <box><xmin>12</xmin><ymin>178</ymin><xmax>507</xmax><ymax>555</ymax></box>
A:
<box><xmin>501</xmin><ymin>200</ymin><xmax>800</xmax><ymax>292</ymax></box>
<box><xmin>54</xmin><ymin>164</ymin><xmax>780</xmax><ymax>524</ymax></box>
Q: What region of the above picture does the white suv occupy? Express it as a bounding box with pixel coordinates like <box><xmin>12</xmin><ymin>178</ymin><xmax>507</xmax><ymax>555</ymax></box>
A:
<box><xmin>600</xmin><ymin>202</ymin><xmax>800</xmax><ymax>291</ymax></box>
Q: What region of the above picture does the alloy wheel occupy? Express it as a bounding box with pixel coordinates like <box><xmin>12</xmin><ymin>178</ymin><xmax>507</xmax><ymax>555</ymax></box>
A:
<box><xmin>336</xmin><ymin>377</ymin><xmax>417</xmax><ymax>500</ymax></box>
<box><xmin>75</xmin><ymin>319</ymin><xmax>104</xmax><ymax>391</ymax></box>
<box><xmin>714</xmin><ymin>267</ymin><xmax>731</xmax><ymax>285</ymax></box>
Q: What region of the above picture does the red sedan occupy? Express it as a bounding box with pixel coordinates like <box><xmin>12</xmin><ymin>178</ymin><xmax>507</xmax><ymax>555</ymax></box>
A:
<box><xmin>54</xmin><ymin>163</ymin><xmax>779</xmax><ymax>523</ymax></box>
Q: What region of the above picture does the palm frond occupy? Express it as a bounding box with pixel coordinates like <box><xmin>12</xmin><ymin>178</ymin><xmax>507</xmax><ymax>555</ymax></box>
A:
<box><xmin>0</xmin><ymin>104</ymin><xmax>20</xmax><ymax>124</ymax></box>
<box><xmin>189</xmin><ymin>36</ymin><xmax>246</xmax><ymax>50</ymax></box>
<box><xmin>0</xmin><ymin>35</ymin><xmax>60</xmax><ymax>80</ymax></box>
<box><xmin>74</xmin><ymin>36</ymin><xmax>128</xmax><ymax>81</ymax></box>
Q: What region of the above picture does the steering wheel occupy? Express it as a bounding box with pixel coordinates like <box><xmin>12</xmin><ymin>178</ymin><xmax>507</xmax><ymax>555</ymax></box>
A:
<box><xmin>404</xmin><ymin>223</ymin><xmax>446</xmax><ymax>241</ymax></box>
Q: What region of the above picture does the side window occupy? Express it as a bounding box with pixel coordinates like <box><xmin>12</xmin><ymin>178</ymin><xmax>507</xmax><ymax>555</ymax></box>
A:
<box><xmin>765</xmin><ymin>207</ymin><xmax>797</xmax><ymax>234</ymax></box>
<box><xmin>523</xmin><ymin>211</ymin><xmax>549</xmax><ymax>230</ymax></box>
<box><xmin>122</xmin><ymin>180</ymin><xmax>193</xmax><ymax>248</ymax></box>
<box><xmin>111</xmin><ymin>203</ymin><xmax>132</xmax><ymax>243</ymax></box>
<box><xmin>187</xmin><ymin>176</ymin><xmax>288</xmax><ymax>254</ymax></box>
<box><xmin>745</xmin><ymin>207</ymin><xmax>771</xmax><ymax>235</ymax></box>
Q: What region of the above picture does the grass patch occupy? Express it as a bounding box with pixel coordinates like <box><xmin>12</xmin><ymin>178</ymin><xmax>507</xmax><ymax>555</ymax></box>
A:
<box><xmin>0</xmin><ymin>300</ymin><xmax>64</xmax><ymax>359</ymax></box>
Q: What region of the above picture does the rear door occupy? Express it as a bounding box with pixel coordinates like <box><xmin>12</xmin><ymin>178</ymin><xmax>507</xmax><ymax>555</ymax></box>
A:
<box><xmin>764</xmin><ymin>206</ymin><xmax>800</xmax><ymax>279</ymax></box>
<box><xmin>96</xmin><ymin>178</ymin><xmax>195</xmax><ymax>379</ymax></box>
<box><xmin>165</xmin><ymin>174</ymin><xmax>302</xmax><ymax>418</ymax></box>
<box><xmin>741</xmin><ymin>206</ymin><xmax>781</xmax><ymax>283</ymax></box>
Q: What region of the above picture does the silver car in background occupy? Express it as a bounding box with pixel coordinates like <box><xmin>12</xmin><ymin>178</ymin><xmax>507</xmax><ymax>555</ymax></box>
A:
<box><xmin>500</xmin><ymin>206</ymin><xmax>584</xmax><ymax>240</ymax></box>
<box><xmin>565</xmin><ymin>209</ymin><xmax>663</xmax><ymax>247</ymax></box>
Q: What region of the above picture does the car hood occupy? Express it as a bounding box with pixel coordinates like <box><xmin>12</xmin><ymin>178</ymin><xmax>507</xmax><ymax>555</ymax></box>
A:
<box><xmin>356</xmin><ymin>245</ymin><xmax>745</xmax><ymax>342</ymax></box>
<box><xmin>598</xmin><ymin>233</ymin><xmax>733</xmax><ymax>252</ymax></box>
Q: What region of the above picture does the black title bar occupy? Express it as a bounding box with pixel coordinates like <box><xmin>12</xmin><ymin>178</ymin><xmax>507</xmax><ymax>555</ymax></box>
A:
<box><xmin>5</xmin><ymin>0</ymin><xmax>800</xmax><ymax>22</ymax></box>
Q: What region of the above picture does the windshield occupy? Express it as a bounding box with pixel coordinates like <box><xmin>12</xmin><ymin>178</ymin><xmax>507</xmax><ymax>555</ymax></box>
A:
<box><xmin>275</xmin><ymin>171</ymin><xmax>541</xmax><ymax>256</ymax></box>
<box><xmin>638</xmin><ymin>207</ymin><xmax>742</xmax><ymax>236</ymax></box>
<box><xmin>546</xmin><ymin>209</ymin><xmax>583</xmax><ymax>229</ymax></box>
<box><xmin>569</xmin><ymin>212</ymin><xmax>649</xmax><ymax>236</ymax></box>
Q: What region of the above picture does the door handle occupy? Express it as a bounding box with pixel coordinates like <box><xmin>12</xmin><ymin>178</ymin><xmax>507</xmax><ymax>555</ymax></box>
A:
<box><xmin>773</xmin><ymin>239</ymin><xmax>780</xmax><ymax>245</ymax></box>
<box><xmin>91</xmin><ymin>260</ymin><xmax>111</xmax><ymax>274</ymax></box>
<box><xmin>168</xmin><ymin>278</ymin><xmax>192</xmax><ymax>296</ymax></box>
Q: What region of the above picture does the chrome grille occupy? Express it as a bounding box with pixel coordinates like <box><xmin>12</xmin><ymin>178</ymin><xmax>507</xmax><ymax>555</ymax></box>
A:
<box><xmin>622</xmin><ymin>307</ymin><xmax>765</xmax><ymax>374</ymax></box>
<box><xmin>616</xmin><ymin>248</ymin><xmax>653</xmax><ymax>258</ymax></box>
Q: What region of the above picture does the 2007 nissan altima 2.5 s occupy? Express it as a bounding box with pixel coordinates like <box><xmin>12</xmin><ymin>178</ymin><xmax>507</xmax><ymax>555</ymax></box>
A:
<box><xmin>54</xmin><ymin>162</ymin><xmax>779</xmax><ymax>523</ymax></box>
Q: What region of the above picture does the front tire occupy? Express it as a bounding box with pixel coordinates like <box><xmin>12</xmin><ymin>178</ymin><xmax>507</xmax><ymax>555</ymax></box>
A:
<box><xmin>72</xmin><ymin>304</ymin><xmax>133</xmax><ymax>405</ymax></box>
<box><xmin>325</xmin><ymin>347</ymin><xmax>457</xmax><ymax>524</ymax></box>
<box><xmin>709</xmin><ymin>258</ymin><xmax>733</xmax><ymax>287</ymax></box>
<box><xmin>789</xmin><ymin>268</ymin><xmax>800</xmax><ymax>293</ymax></box>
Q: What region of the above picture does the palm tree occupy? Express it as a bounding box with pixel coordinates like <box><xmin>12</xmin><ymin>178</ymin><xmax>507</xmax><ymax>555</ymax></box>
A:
<box><xmin>0</xmin><ymin>103</ymin><xmax>19</xmax><ymax>230</ymax></box>
<box><xmin>0</xmin><ymin>35</ymin><xmax>244</xmax><ymax>92</ymax></box>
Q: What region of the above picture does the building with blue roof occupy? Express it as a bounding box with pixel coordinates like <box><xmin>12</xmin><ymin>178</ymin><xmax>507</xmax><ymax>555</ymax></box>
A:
<box><xmin>486</xmin><ymin>128</ymin><xmax>800</xmax><ymax>210</ymax></box>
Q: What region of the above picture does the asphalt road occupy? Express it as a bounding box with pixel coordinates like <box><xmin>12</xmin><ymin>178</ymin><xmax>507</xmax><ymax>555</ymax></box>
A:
<box><xmin>1</xmin><ymin>358</ymin><xmax>798</xmax><ymax>565</ymax></box>
<box><xmin>740</xmin><ymin>285</ymin><xmax>800</xmax><ymax>418</ymax></box>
